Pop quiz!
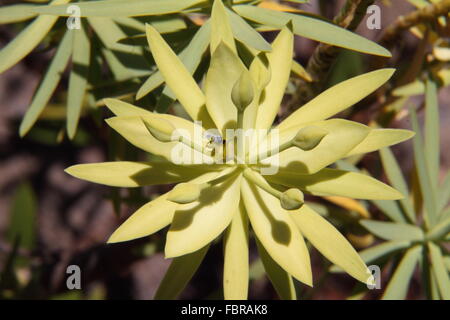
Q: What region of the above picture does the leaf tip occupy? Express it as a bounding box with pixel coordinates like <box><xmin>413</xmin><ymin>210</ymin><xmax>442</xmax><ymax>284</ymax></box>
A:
<box><xmin>64</xmin><ymin>166</ymin><xmax>74</xmax><ymax>176</ymax></box>
<box><xmin>379</xmin><ymin>67</ymin><xmax>396</xmax><ymax>80</ymax></box>
<box><xmin>285</xmin><ymin>19</ymin><xmax>294</xmax><ymax>32</ymax></box>
<box><xmin>404</xmin><ymin>129</ymin><xmax>416</xmax><ymax>140</ymax></box>
<box><xmin>135</xmin><ymin>89</ymin><xmax>145</xmax><ymax>101</ymax></box>
<box><xmin>107</xmin><ymin>227</ymin><xmax>139</xmax><ymax>244</ymax></box>
<box><xmin>64</xmin><ymin>165</ymin><xmax>83</xmax><ymax>180</ymax></box>
<box><xmin>104</xmin><ymin>117</ymin><xmax>116</xmax><ymax>127</ymax></box>
<box><xmin>106</xmin><ymin>232</ymin><xmax>121</xmax><ymax>244</ymax></box>
<box><xmin>388</xmin><ymin>186</ymin><xmax>405</xmax><ymax>200</ymax></box>
<box><xmin>18</xmin><ymin>124</ymin><xmax>28</xmax><ymax>138</ymax></box>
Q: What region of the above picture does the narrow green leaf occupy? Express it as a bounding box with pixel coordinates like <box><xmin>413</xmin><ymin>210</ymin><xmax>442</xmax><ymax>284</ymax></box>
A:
<box><xmin>372</xmin><ymin>199</ymin><xmax>408</xmax><ymax>223</ymax></box>
<box><xmin>392</xmin><ymin>80</ymin><xmax>424</xmax><ymax>97</ymax></box>
<box><xmin>424</xmin><ymin>77</ymin><xmax>440</xmax><ymax>189</ymax></box>
<box><xmin>347</xmin><ymin>290</ymin><xmax>367</xmax><ymax>300</ymax></box>
<box><xmin>6</xmin><ymin>182</ymin><xmax>37</xmax><ymax>250</ymax></box>
<box><xmin>444</xmin><ymin>256</ymin><xmax>450</xmax><ymax>272</ymax></box>
<box><xmin>227</xmin><ymin>8</ymin><xmax>272</xmax><ymax>52</ymax></box>
<box><xmin>427</xmin><ymin>216</ymin><xmax>450</xmax><ymax>241</ymax></box>
<box><xmin>100</xmin><ymin>47</ymin><xmax>141</xmax><ymax>81</ymax></box>
<box><xmin>359</xmin><ymin>241</ymin><xmax>411</xmax><ymax>264</ymax></box>
<box><xmin>154</xmin><ymin>245</ymin><xmax>209</xmax><ymax>300</ymax></box>
<box><xmin>88</xmin><ymin>17</ymin><xmax>149</xmax><ymax>78</ymax></box>
<box><xmin>33</xmin><ymin>0</ymin><xmax>206</xmax><ymax>17</ymax></box>
<box><xmin>428</xmin><ymin>242</ymin><xmax>450</xmax><ymax>300</ymax></box>
<box><xmin>439</xmin><ymin>170</ymin><xmax>450</xmax><ymax>214</ymax></box>
<box><xmin>20</xmin><ymin>31</ymin><xmax>72</xmax><ymax>136</ymax></box>
<box><xmin>291</xmin><ymin>60</ymin><xmax>312</xmax><ymax>81</ymax></box>
<box><xmin>255</xmin><ymin>238</ymin><xmax>296</xmax><ymax>300</ymax></box>
<box><xmin>441</xmin><ymin>208</ymin><xmax>450</xmax><ymax>223</ymax></box>
<box><xmin>379</xmin><ymin>148</ymin><xmax>415</xmax><ymax>223</ymax></box>
<box><xmin>382</xmin><ymin>245</ymin><xmax>422</xmax><ymax>300</ymax></box>
<box><xmin>330</xmin><ymin>241</ymin><xmax>410</xmax><ymax>273</ymax></box>
<box><xmin>249</xmin><ymin>258</ymin><xmax>265</xmax><ymax>280</ymax></box>
<box><xmin>0</xmin><ymin>237</ymin><xmax>20</xmax><ymax>291</ymax></box>
<box><xmin>411</xmin><ymin>108</ymin><xmax>438</xmax><ymax>226</ymax></box>
<box><xmin>0</xmin><ymin>0</ymin><xmax>70</xmax><ymax>74</ymax></box>
<box><xmin>0</xmin><ymin>4</ymin><xmax>38</xmax><ymax>24</ymax></box>
<box><xmin>430</xmin><ymin>267</ymin><xmax>442</xmax><ymax>299</ymax></box>
<box><xmin>67</xmin><ymin>23</ymin><xmax>91</xmax><ymax>139</ymax></box>
<box><xmin>233</xmin><ymin>5</ymin><xmax>391</xmax><ymax>57</ymax></box>
<box><xmin>421</xmin><ymin>247</ymin><xmax>441</xmax><ymax>300</ymax></box>
<box><xmin>113</xmin><ymin>16</ymin><xmax>187</xmax><ymax>34</ymax></box>
<box><xmin>360</xmin><ymin>220</ymin><xmax>424</xmax><ymax>241</ymax></box>
<box><xmin>136</xmin><ymin>71</ymin><xmax>164</xmax><ymax>101</ymax></box>
<box><xmin>88</xmin><ymin>17</ymin><xmax>143</xmax><ymax>56</ymax></box>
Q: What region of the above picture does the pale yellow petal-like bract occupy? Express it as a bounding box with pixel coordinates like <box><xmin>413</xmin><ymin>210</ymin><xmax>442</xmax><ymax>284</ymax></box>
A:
<box><xmin>223</xmin><ymin>203</ymin><xmax>249</xmax><ymax>300</ymax></box>
<box><xmin>108</xmin><ymin>169</ymin><xmax>231</xmax><ymax>244</ymax></box>
<box><xmin>260</xmin><ymin>119</ymin><xmax>369</xmax><ymax>174</ymax></box>
<box><xmin>255</xmin><ymin>25</ymin><xmax>293</xmax><ymax>130</ymax></box>
<box><xmin>291</xmin><ymin>205</ymin><xmax>370</xmax><ymax>283</ymax></box>
<box><xmin>145</xmin><ymin>24</ymin><xmax>214</xmax><ymax>127</ymax></box>
<box><xmin>108</xmin><ymin>192</ymin><xmax>177</xmax><ymax>243</ymax></box>
<box><xmin>210</xmin><ymin>0</ymin><xmax>236</xmax><ymax>54</ymax></box>
<box><xmin>268</xmin><ymin>168</ymin><xmax>404</xmax><ymax>200</ymax></box>
<box><xmin>65</xmin><ymin>161</ymin><xmax>222</xmax><ymax>187</ymax></box>
<box><xmin>256</xmin><ymin>238</ymin><xmax>296</xmax><ymax>300</ymax></box>
<box><xmin>278</xmin><ymin>69</ymin><xmax>395</xmax><ymax>130</ymax></box>
<box><xmin>106</xmin><ymin>115</ymin><xmax>213</xmax><ymax>164</ymax></box>
<box><xmin>241</xmin><ymin>178</ymin><xmax>312</xmax><ymax>286</ymax></box>
<box><xmin>165</xmin><ymin>174</ymin><xmax>242</xmax><ymax>258</ymax></box>
<box><xmin>205</xmin><ymin>43</ymin><xmax>243</xmax><ymax>134</ymax></box>
<box><xmin>347</xmin><ymin>128</ymin><xmax>415</xmax><ymax>156</ymax></box>
<box><xmin>103</xmin><ymin>98</ymin><xmax>153</xmax><ymax>117</ymax></box>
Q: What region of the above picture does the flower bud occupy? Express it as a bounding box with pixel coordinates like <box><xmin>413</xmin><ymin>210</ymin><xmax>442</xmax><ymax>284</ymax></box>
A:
<box><xmin>142</xmin><ymin>117</ymin><xmax>175</xmax><ymax>143</ymax></box>
<box><xmin>293</xmin><ymin>126</ymin><xmax>328</xmax><ymax>151</ymax></box>
<box><xmin>280</xmin><ymin>188</ymin><xmax>304</xmax><ymax>210</ymax></box>
<box><xmin>167</xmin><ymin>183</ymin><xmax>201</xmax><ymax>204</ymax></box>
<box><xmin>231</xmin><ymin>71</ymin><xmax>254</xmax><ymax>112</ymax></box>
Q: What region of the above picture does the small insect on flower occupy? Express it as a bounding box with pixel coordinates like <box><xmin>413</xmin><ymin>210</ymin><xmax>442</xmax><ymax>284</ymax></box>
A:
<box><xmin>65</xmin><ymin>0</ymin><xmax>414</xmax><ymax>300</ymax></box>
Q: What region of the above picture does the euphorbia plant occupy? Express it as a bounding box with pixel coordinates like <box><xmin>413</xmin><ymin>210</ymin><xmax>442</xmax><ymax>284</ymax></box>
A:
<box><xmin>65</xmin><ymin>2</ymin><xmax>414</xmax><ymax>299</ymax></box>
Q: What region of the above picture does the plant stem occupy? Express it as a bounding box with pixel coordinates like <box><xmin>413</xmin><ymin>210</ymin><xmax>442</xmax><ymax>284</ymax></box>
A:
<box><xmin>243</xmin><ymin>168</ymin><xmax>282</xmax><ymax>198</ymax></box>
<box><xmin>380</xmin><ymin>0</ymin><xmax>450</xmax><ymax>47</ymax></box>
